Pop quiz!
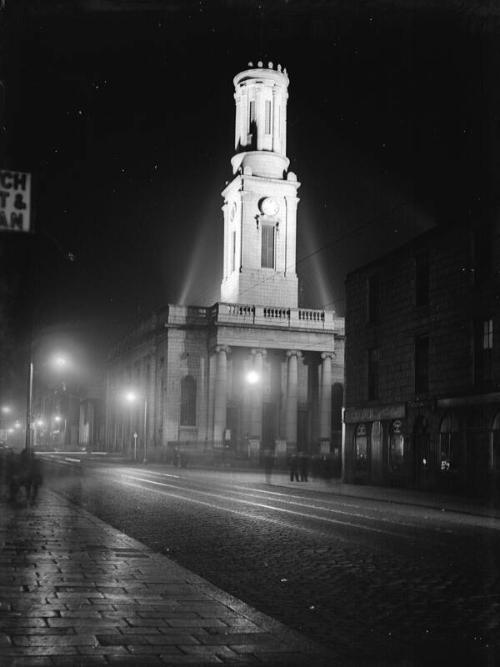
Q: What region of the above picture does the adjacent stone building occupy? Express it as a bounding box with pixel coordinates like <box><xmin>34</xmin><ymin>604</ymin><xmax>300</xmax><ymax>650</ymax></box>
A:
<box><xmin>343</xmin><ymin>220</ymin><xmax>500</xmax><ymax>498</ymax></box>
<box><xmin>104</xmin><ymin>62</ymin><xmax>345</xmax><ymax>465</ymax></box>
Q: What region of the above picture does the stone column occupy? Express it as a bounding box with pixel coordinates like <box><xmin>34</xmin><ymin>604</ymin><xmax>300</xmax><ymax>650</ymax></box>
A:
<box><xmin>213</xmin><ymin>345</ymin><xmax>230</xmax><ymax>446</ymax></box>
<box><xmin>320</xmin><ymin>352</ymin><xmax>335</xmax><ymax>443</ymax></box>
<box><xmin>250</xmin><ymin>349</ymin><xmax>266</xmax><ymax>440</ymax></box>
<box><xmin>256</xmin><ymin>87</ymin><xmax>263</xmax><ymax>150</ymax></box>
<box><xmin>285</xmin><ymin>350</ymin><xmax>301</xmax><ymax>449</ymax></box>
<box><xmin>272</xmin><ymin>87</ymin><xmax>279</xmax><ymax>152</ymax></box>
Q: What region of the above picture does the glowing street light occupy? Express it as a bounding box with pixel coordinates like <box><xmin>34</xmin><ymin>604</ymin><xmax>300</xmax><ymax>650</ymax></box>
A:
<box><xmin>52</xmin><ymin>355</ymin><xmax>69</xmax><ymax>370</ymax></box>
<box><xmin>246</xmin><ymin>370</ymin><xmax>260</xmax><ymax>385</ymax></box>
<box><xmin>1</xmin><ymin>405</ymin><xmax>12</xmax><ymax>415</ymax></box>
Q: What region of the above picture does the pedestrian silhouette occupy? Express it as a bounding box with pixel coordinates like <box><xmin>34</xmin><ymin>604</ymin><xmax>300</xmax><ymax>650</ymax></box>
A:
<box><xmin>299</xmin><ymin>452</ymin><xmax>309</xmax><ymax>482</ymax></box>
<box><xmin>19</xmin><ymin>449</ymin><xmax>43</xmax><ymax>505</ymax></box>
<box><xmin>289</xmin><ymin>452</ymin><xmax>299</xmax><ymax>482</ymax></box>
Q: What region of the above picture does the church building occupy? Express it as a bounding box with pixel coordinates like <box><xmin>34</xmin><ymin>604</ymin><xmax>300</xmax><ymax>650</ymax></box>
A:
<box><xmin>104</xmin><ymin>62</ymin><xmax>345</xmax><ymax>464</ymax></box>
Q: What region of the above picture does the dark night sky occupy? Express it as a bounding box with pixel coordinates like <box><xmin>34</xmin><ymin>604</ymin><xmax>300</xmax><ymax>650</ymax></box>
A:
<box><xmin>1</xmin><ymin>0</ymin><xmax>499</xmax><ymax>397</ymax></box>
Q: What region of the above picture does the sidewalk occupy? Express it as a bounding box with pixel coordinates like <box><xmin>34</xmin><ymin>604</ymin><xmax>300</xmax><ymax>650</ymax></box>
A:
<box><xmin>0</xmin><ymin>488</ymin><xmax>333</xmax><ymax>666</ymax></box>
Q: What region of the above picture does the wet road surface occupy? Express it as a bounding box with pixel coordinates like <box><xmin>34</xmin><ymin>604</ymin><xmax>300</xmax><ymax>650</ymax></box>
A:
<box><xmin>43</xmin><ymin>455</ymin><xmax>500</xmax><ymax>666</ymax></box>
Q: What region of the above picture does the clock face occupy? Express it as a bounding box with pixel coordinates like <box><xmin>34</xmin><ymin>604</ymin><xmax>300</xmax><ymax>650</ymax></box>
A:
<box><xmin>261</xmin><ymin>197</ymin><xmax>279</xmax><ymax>216</ymax></box>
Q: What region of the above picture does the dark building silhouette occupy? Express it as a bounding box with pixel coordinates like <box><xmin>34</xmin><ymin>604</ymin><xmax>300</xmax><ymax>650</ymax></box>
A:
<box><xmin>344</xmin><ymin>220</ymin><xmax>500</xmax><ymax>498</ymax></box>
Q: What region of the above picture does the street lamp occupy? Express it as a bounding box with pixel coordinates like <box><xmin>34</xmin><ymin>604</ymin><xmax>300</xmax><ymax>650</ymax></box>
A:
<box><xmin>246</xmin><ymin>370</ymin><xmax>259</xmax><ymax>385</ymax></box>
<box><xmin>24</xmin><ymin>351</ymin><xmax>73</xmax><ymax>454</ymax></box>
<box><xmin>122</xmin><ymin>389</ymin><xmax>148</xmax><ymax>463</ymax></box>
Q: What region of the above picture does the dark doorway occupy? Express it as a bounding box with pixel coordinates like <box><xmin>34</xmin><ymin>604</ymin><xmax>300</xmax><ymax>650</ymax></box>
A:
<box><xmin>413</xmin><ymin>415</ymin><xmax>431</xmax><ymax>489</ymax></box>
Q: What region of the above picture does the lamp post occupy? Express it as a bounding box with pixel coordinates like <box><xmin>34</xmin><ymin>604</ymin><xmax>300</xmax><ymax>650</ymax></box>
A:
<box><xmin>123</xmin><ymin>390</ymin><xmax>148</xmax><ymax>463</ymax></box>
<box><xmin>25</xmin><ymin>353</ymin><xmax>71</xmax><ymax>455</ymax></box>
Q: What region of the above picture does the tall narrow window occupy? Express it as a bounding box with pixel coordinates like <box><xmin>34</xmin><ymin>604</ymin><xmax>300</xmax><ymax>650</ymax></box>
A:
<box><xmin>261</xmin><ymin>224</ymin><xmax>275</xmax><ymax>268</ymax></box>
<box><xmin>368</xmin><ymin>348</ymin><xmax>379</xmax><ymax>400</ymax></box>
<box><xmin>180</xmin><ymin>375</ymin><xmax>196</xmax><ymax>426</ymax></box>
<box><xmin>249</xmin><ymin>100</ymin><xmax>255</xmax><ymax>129</ymax></box>
<box><xmin>265</xmin><ymin>100</ymin><xmax>272</xmax><ymax>134</ymax></box>
<box><xmin>367</xmin><ymin>274</ymin><xmax>379</xmax><ymax>323</ymax></box>
<box><xmin>415</xmin><ymin>335</ymin><xmax>430</xmax><ymax>394</ymax></box>
<box><xmin>415</xmin><ymin>250</ymin><xmax>429</xmax><ymax>306</ymax></box>
<box><xmin>231</xmin><ymin>230</ymin><xmax>237</xmax><ymax>273</ymax></box>
<box><xmin>475</xmin><ymin>318</ymin><xmax>493</xmax><ymax>385</ymax></box>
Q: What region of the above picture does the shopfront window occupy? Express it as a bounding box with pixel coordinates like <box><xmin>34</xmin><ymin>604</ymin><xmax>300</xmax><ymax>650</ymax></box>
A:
<box><xmin>389</xmin><ymin>419</ymin><xmax>404</xmax><ymax>471</ymax></box>
<box><xmin>355</xmin><ymin>423</ymin><xmax>369</xmax><ymax>471</ymax></box>
<box><xmin>440</xmin><ymin>413</ymin><xmax>460</xmax><ymax>472</ymax></box>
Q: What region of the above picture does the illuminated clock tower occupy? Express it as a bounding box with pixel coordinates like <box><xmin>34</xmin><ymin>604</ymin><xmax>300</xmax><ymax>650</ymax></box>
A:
<box><xmin>220</xmin><ymin>61</ymin><xmax>300</xmax><ymax>308</ymax></box>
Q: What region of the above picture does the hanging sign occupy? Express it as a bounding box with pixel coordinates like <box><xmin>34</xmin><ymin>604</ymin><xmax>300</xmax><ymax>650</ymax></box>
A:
<box><xmin>0</xmin><ymin>170</ymin><xmax>31</xmax><ymax>232</ymax></box>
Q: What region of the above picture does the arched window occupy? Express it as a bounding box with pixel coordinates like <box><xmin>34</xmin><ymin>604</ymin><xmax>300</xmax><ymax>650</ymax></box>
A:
<box><xmin>389</xmin><ymin>419</ymin><xmax>405</xmax><ymax>471</ymax></box>
<box><xmin>180</xmin><ymin>376</ymin><xmax>196</xmax><ymax>426</ymax></box>
<box><xmin>440</xmin><ymin>413</ymin><xmax>460</xmax><ymax>473</ymax></box>
<box><xmin>492</xmin><ymin>413</ymin><xmax>500</xmax><ymax>471</ymax></box>
<box><xmin>355</xmin><ymin>423</ymin><xmax>369</xmax><ymax>471</ymax></box>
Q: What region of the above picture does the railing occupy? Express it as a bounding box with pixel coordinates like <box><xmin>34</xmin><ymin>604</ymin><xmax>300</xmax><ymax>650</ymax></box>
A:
<box><xmin>211</xmin><ymin>302</ymin><xmax>344</xmax><ymax>333</ymax></box>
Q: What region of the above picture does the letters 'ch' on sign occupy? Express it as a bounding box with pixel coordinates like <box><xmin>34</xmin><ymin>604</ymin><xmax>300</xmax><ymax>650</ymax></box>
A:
<box><xmin>0</xmin><ymin>170</ymin><xmax>31</xmax><ymax>232</ymax></box>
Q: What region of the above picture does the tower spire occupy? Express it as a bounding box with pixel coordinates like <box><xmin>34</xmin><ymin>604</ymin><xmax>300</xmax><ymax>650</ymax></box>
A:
<box><xmin>220</xmin><ymin>62</ymin><xmax>300</xmax><ymax>309</ymax></box>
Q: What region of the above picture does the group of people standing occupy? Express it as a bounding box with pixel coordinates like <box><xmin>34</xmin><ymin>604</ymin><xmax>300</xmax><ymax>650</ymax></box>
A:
<box><xmin>0</xmin><ymin>448</ymin><xmax>43</xmax><ymax>505</ymax></box>
<box><xmin>289</xmin><ymin>452</ymin><xmax>309</xmax><ymax>482</ymax></box>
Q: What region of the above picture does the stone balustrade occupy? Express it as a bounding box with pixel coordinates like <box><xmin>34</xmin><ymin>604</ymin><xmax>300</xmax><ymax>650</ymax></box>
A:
<box><xmin>208</xmin><ymin>302</ymin><xmax>344</xmax><ymax>333</ymax></box>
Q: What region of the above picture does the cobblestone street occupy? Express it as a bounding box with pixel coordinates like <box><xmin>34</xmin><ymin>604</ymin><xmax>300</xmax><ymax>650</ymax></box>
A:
<box><xmin>39</xmin><ymin>461</ymin><xmax>500</xmax><ymax>665</ymax></box>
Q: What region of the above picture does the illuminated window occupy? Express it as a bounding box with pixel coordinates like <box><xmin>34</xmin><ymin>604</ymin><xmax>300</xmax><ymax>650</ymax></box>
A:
<box><xmin>180</xmin><ymin>375</ymin><xmax>196</xmax><ymax>426</ymax></box>
<box><xmin>261</xmin><ymin>224</ymin><xmax>275</xmax><ymax>268</ymax></box>
<box><xmin>265</xmin><ymin>100</ymin><xmax>272</xmax><ymax>134</ymax></box>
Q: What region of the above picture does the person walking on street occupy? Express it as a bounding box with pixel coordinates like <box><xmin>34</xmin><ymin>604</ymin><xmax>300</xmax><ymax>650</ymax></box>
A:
<box><xmin>289</xmin><ymin>452</ymin><xmax>299</xmax><ymax>481</ymax></box>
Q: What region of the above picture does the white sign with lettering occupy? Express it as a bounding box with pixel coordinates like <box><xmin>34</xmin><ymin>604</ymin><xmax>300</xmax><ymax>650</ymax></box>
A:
<box><xmin>0</xmin><ymin>170</ymin><xmax>31</xmax><ymax>232</ymax></box>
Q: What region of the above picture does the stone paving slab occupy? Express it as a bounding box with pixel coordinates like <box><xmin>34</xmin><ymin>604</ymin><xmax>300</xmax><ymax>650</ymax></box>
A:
<box><xmin>0</xmin><ymin>489</ymin><xmax>333</xmax><ymax>666</ymax></box>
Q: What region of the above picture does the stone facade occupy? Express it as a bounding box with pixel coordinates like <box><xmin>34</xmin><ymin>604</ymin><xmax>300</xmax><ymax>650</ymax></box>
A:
<box><xmin>344</xmin><ymin>221</ymin><xmax>500</xmax><ymax>498</ymax></box>
<box><xmin>105</xmin><ymin>62</ymin><xmax>345</xmax><ymax>465</ymax></box>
